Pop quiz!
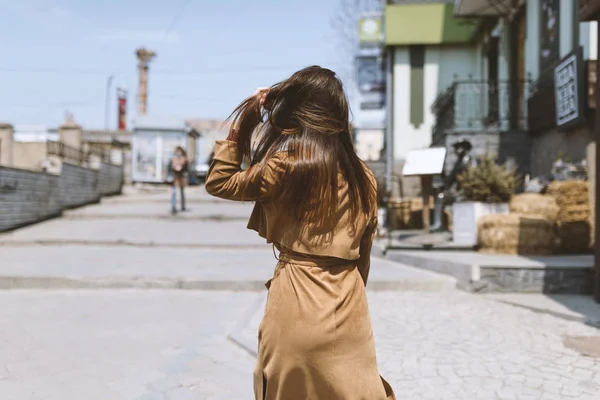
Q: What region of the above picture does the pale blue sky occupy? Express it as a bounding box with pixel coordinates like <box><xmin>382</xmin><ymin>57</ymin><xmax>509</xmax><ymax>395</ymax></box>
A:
<box><xmin>0</xmin><ymin>0</ymin><xmax>353</xmax><ymax>129</ymax></box>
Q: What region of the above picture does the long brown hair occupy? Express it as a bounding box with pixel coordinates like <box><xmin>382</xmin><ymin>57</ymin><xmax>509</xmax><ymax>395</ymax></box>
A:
<box><xmin>226</xmin><ymin>66</ymin><xmax>375</xmax><ymax>225</ymax></box>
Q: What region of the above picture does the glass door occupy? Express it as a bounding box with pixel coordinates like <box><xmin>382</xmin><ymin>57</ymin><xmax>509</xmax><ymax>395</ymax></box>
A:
<box><xmin>132</xmin><ymin>132</ymin><xmax>160</xmax><ymax>182</ymax></box>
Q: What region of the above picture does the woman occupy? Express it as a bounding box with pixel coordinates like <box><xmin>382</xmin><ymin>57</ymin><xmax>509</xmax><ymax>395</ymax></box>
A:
<box><xmin>168</xmin><ymin>146</ymin><xmax>188</xmax><ymax>214</ymax></box>
<box><xmin>205</xmin><ymin>66</ymin><xmax>395</xmax><ymax>400</ymax></box>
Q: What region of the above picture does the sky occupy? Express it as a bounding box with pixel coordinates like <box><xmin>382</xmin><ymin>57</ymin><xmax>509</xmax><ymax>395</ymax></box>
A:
<box><xmin>0</xmin><ymin>0</ymin><xmax>354</xmax><ymax>130</ymax></box>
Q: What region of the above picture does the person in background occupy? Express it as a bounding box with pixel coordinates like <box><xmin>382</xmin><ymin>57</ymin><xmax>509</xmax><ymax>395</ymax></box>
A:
<box><xmin>169</xmin><ymin>146</ymin><xmax>188</xmax><ymax>214</ymax></box>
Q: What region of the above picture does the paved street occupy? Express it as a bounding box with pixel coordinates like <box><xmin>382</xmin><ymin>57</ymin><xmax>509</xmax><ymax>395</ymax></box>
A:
<box><xmin>0</xmin><ymin>186</ymin><xmax>599</xmax><ymax>399</ymax></box>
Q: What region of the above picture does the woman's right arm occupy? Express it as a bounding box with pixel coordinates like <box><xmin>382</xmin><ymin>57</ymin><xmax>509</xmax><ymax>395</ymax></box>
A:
<box><xmin>205</xmin><ymin>140</ymin><xmax>286</xmax><ymax>202</ymax></box>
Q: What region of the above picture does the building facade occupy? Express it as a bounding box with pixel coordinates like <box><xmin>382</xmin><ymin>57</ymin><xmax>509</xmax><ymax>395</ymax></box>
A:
<box><xmin>384</xmin><ymin>0</ymin><xmax>483</xmax><ymax>194</ymax></box>
<box><xmin>453</xmin><ymin>0</ymin><xmax>598</xmax><ymax>177</ymax></box>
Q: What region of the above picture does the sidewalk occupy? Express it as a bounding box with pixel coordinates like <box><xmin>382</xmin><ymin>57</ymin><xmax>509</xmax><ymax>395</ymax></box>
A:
<box><xmin>0</xmin><ymin>186</ymin><xmax>456</xmax><ymax>292</ymax></box>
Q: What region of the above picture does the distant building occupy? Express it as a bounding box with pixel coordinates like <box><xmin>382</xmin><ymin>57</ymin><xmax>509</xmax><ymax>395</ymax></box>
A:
<box><xmin>131</xmin><ymin>115</ymin><xmax>198</xmax><ymax>183</ymax></box>
<box><xmin>452</xmin><ymin>0</ymin><xmax>597</xmax><ymax>177</ymax></box>
<box><xmin>13</xmin><ymin>125</ymin><xmax>58</xmax><ymax>142</ymax></box>
<box><xmin>186</xmin><ymin>119</ymin><xmax>230</xmax><ymax>164</ymax></box>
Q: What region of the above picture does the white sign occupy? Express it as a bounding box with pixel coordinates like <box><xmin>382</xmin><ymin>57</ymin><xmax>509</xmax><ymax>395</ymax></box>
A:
<box><xmin>402</xmin><ymin>147</ymin><xmax>447</xmax><ymax>176</ymax></box>
<box><xmin>554</xmin><ymin>53</ymin><xmax>580</xmax><ymax>127</ymax></box>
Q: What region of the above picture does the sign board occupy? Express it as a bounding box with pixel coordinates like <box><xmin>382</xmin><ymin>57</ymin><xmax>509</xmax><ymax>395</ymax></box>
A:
<box><xmin>540</xmin><ymin>0</ymin><xmax>560</xmax><ymax>70</ymax></box>
<box><xmin>356</xmin><ymin>55</ymin><xmax>385</xmax><ymax>111</ymax></box>
<box><xmin>358</xmin><ymin>16</ymin><xmax>383</xmax><ymax>44</ymax></box>
<box><xmin>117</xmin><ymin>88</ymin><xmax>127</xmax><ymax>130</ymax></box>
<box><xmin>402</xmin><ymin>147</ymin><xmax>447</xmax><ymax>176</ymax></box>
<box><xmin>554</xmin><ymin>47</ymin><xmax>585</xmax><ymax>130</ymax></box>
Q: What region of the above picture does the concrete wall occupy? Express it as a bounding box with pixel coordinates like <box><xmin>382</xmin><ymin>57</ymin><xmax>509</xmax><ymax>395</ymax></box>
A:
<box><xmin>0</xmin><ymin>162</ymin><xmax>123</xmax><ymax>232</ymax></box>
<box><xmin>392</xmin><ymin>44</ymin><xmax>480</xmax><ymax>162</ymax></box>
<box><xmin>530</xmin><ymin>124</ymin><xmax>593</xmax><ymax>177</ymax></box>
<box><xmin>440</xmin><ymin>130</ymin><xmax>531</xmax><ymax>179</ymax></box>
<box><xmin>0</xmin><ymin>167</ymin><xmax>62</xmax><ymax>232</ymax></box>
<box><xmin>59</xmin><ymin>163</ymin><xmax>100</xmax><ymax>209</ymax></box>
<box><xmin>12</xmin><ymin>142</ymin><xmax>47</xmax><ymax>171</ymax></box>
<box><xmin>98</xmin><ymin>162</ymin><xmax>123</xmax><ymax>196</ymax></box>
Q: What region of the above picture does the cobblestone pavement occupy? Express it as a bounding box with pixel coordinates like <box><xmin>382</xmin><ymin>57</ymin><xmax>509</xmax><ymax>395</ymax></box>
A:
<box><xmin>0</xmin><ymin>290</ymin><xmax>598</xmax><ymax>400</ymax></box>
<box><xmin>371</xmin><ymin>292</ymin><xmax>600</xmax><ymax>400</ymax></box>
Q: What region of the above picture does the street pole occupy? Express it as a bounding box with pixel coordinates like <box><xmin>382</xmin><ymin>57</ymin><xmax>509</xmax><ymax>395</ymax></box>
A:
<box><xmin>105</xmin><ymin>75</ymin><xmax>114</xmax><ymax>130</ymax></box>
<box><xmin>385</xmin><ymin>47</ymin><xmax>394</xmax><ymax>198</ymax></box>
<box><xmin>594</xmin><ymin>17</ymin><xmax>600</xmax><ymax>303</ymax></box>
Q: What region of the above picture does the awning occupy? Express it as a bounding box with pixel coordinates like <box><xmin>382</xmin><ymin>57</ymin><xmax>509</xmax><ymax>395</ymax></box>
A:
<box><xmin>385</xmin><ymin>3</ymin><xmax>480</xmax><ymax>46</ymax></box>
<box><xmin>454</xmin><ymin>0</ymin><xmax>512</xmax><ymax>17</ymax></box>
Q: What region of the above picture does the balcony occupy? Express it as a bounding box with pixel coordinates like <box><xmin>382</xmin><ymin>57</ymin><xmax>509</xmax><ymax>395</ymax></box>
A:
<box><xmin>431</xmin><ymin>79</ymin><xmax>530</xmax><ymax>145</ymax></box>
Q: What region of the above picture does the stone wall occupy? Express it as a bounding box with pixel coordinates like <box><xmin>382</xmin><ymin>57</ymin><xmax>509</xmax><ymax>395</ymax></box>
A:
<box><xmin>0</xmin><ymin>162</ymin><xmax>123</xmax><ymax>232</ymax></box>
<box><xmin>441</xmin><ymin>131</ymin><xmax>532</xmax><ymax>178</ymax></box>
<box><xmin>59</xmin><ymin>163</ymin><xmax>100</xmax><ymax>209</ymax></box>
<box><xmin>0</xmin><ymin>167</ymin><xmax>62</xmax><ymax>231</ymax></box>
<box><xmin>530</xmin><ymin>125</ymin><xmax>593</xmax><ymax>177</ymax></box>
<box><xmin>98</xmin><ymin>162</ymin><xmax>123</xmax><ymax>196</ymax></box>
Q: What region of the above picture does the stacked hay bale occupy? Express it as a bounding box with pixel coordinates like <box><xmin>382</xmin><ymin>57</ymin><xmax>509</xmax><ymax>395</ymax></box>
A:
<box><xmin>478</xmin><ymin>193</ymin><xmax>558</xmax><ymax>255</ymax></box>
<box><xmin>546</xmin><ymin>180</ymin><xmax>592</xmax><ymax>254</ymax></box>
<box><xmin>478</xmin><ymin>214</ymin><xmax>555</xmax><ymax>255</ymax></box>
<box><xmin>387</xmin><ymin>198</ymin><xmax>412</xmax><ymax>230</ymax></box>
<box><xmin>509</xmin><ymin>193</ymin><xmax>560</xmax><ymax>221</ymax></box>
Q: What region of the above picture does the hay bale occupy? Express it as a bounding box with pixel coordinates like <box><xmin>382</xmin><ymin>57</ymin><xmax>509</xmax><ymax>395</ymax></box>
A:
<box><xmin>478</xmin><ymin>214</ymin><xmax>555</xmax><ymax>255</ymax></box>
<box><xmin>556</xmin><ymin>221</ymin><xmax>592</xmax><ymax>254</ymax></box>
<box><xmin>546</xmin><ymin>180</ymin><xmax>592</xmax><ymax>253</ymax></box>
<box><xmin>509</xmin><ymin>193</ymin><xmax>559</xmax><ymax>221</ymax></box>
<box><xmin>556</xmin><ymin>204</ymin><xmax>591</xmax><ymax>223</ymax></box>
<box><xmin>547</xmin><ymin>180</ymin><xmax>589</xmax><ymax>207</ymax></box>
<box><xmin>387</xmin><ymin>199</ymin><xmax>412</xmax><ymax>230</ymax></box>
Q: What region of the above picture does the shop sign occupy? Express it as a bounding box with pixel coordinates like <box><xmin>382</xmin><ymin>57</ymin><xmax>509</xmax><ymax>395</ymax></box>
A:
<box><xmin>554</xmin><ymin>48</ymin><xmax>585</xmax><ymax>129</ymax></box>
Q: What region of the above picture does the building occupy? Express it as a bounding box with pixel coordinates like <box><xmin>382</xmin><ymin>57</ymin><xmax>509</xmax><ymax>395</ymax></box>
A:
<box><xmin>130</xmin><ymin>115</ymin><xmax>198</xmax><ymax>183</ymax></box>
<box><xmin>384</xmin><ymin>0</ymin><xmax>482</xmax><ymax>194</ymax></box>
<box><xmin>449</xmin><ymin>0</ymin><xmax>597</xmax><ymax>177</ymax></box>
<box><xmin>186</xmin><ymin>119</ymin><xmax>230</xmax><ymax>164</ymax></box>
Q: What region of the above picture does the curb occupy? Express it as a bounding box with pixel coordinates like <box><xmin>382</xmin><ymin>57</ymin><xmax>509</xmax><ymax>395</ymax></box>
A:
<box><xmin>0</xmin><ymin>275</ymin><xmax>456</xmax><ymax>292</ymax></box>
<box><xmin>0</xmin><ymin>240</ymin><xmax>265</xmax><ymax>249</ymax></box>
<box><xmin>489</xmin><ymin>298</ymin><xmax>600</xmax><ymax>329</ymax></box>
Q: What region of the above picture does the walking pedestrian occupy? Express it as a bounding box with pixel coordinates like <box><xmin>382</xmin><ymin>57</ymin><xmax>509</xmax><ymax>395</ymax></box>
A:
<box><xmin>168</xmin><ymin>146</ymin><xmax>188</xmax><ymax>214</ymax></box>
<box><xmin>205</xmin><ymin>66</ymin><xmax>395</xmax><ymax>400</ymax></box>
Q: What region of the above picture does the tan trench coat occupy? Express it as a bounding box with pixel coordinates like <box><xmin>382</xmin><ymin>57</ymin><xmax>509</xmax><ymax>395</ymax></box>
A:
<box><xmin>206</xmin><ymin>140</ymin><xmax>395</xmax><ymax>400</ymax></box>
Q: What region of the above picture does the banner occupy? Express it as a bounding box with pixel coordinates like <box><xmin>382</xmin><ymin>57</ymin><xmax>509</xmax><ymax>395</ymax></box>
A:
<box><xmin>356</xmin><ymin>54</ymin><xmax>385</xmax><ymax>110</ymax></box>
<box><xmin>117</xmin><ymin>88</ymin><xmax>127</xmax><ymax>130</ymax></box>
<box><xmin>540</xmin><ymin>0</ymin><xmax>560</xmax><ymax>70</ymax></box>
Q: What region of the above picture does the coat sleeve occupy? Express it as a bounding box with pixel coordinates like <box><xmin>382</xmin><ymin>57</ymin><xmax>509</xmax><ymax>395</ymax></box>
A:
<box><xmin>205</xmin><ymin>140</ymin><xmax>286</xmax><ymax>202</ymax></box>
<box><xmin>356</xmin><ymin>215</ymin><xmax>377</xmax><ymax>286</ymax></box>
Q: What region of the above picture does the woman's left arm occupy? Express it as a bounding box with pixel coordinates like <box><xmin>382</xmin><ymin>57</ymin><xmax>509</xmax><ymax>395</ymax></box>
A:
<box><xmin>205</xmin><ymin>139</ymin><xmax>286</xmax><ymax>202</ymax></box>
<box><xmin>356</xmin><ymin>215</ymin><xmax>377</xmax><ymax>287</ymax></box>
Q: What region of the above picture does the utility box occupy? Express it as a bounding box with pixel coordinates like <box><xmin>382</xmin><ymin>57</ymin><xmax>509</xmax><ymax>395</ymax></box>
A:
<box><xmin>131</xmin><ymin>116</ymin><xmax>198</xmax><ymax>183</ymax></box>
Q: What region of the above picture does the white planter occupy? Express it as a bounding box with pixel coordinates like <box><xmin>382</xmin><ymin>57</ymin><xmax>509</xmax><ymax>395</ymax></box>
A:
<box><xmin>452</xmin><ymin>202</ymin><xmax>509</xmax><ymax>246</ymax></box>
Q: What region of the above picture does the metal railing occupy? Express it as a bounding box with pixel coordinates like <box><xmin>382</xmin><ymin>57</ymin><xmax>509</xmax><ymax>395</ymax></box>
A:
<box><xmin>47</xmin><ymin>140</ymin><xmax>87</xmax><ymax>165</ymax></box>
<box><xmin>432</xmin><ymin>79</ymin><xmax>531</xmax><ymax>144</ymax></box>
<box><xmin>47</xmin><ymin>140</ymin><xmax>117</xmax><ymax>166</ymax></box>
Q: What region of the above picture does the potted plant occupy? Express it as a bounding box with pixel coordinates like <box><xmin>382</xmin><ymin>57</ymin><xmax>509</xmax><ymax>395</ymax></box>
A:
<box><xmin>452</xmin><ymin>152</ymin><xmax>518</xmax><ymax>246</ymax></box>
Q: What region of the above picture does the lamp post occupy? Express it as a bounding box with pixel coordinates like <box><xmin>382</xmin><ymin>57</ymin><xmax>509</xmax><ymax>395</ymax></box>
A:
<box><xmin>105</xmin><ymin>75</ymin><xmax>114</xmax><ymax>130</ymax></box>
